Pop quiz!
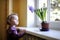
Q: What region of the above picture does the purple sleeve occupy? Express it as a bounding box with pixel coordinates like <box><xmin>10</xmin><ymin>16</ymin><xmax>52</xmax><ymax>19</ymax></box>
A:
<box><xmin>11</xmin><ymin>27</ymin><xmax>25</xmax><ymax>37</ymax></box>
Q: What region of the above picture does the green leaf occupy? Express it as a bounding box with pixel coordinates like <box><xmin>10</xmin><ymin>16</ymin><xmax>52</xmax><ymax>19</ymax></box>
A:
<box><xmin>35</xmin><ymin>8</ymin><xmax>47</xmax><ymax>21</ymax></box>
<box><xmin>43</xmin><ymin>8</ymin><xmax>47</xmax><ymax>21</ymax></box>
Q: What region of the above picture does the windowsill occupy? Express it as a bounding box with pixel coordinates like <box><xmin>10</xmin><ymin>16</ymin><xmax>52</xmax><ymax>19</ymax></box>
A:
<box><xmin>16</xmin><ymin>27</ymin><xmax>60</xmax><ymax>40</ymax></box>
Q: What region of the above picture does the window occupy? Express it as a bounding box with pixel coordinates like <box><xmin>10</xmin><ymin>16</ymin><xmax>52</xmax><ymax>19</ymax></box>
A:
<box><xmin>27</xmin><ymin>0</ymin><xmax>35</xmax><ymax>27</ymax></box>
<box><xmin>38</xmin><ymin>0</ymin><xmax>60</xmax><ymax>22</ymax></box>
<box><xmin>50</xmin><ymin>0</ymin><xmax>60</xmax><ymax>21</ymax></box>
<box><xmin>27</xmin><ymin>0</ymin><xmax>60</xmax><ymax>27</ymax></box>
<box><xmin>36</xmin><ymin>0</ymin><xmax>48</xmax><ymax>26</ymax></box>
<box><xmin>38</xmin><ymin>0</ymin><xmax>47</xmax><ymax>21</ymax></box>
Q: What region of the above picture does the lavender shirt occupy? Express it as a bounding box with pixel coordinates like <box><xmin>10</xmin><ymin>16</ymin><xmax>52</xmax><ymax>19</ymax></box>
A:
<box><xmin>7</xmin><ymin>26</ymin><xmax>25</xmax><ymax>40</ymax></box>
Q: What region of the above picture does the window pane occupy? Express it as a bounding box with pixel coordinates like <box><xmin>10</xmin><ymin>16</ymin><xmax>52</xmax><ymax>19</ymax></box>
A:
<box><xmin>39</xmin><ymin>0</ymin><xmax>47</xmax><ymax>9</ymax></box>
<box><xmin>38</xmin><ymin>0</ymin><xmax>47</xmax><ymax>21</ymax></box>
<box><xmin>36</xmin><ymin>0</ymin><xmax>47</xmax><ymax>26</ymax></box>
<box><xmin>27</xmin><ymin>0</ymin><xmax>35</xmax><ymax>27</ymax></box>
<box><xmin>50</xmin><ymin>0</ymin><xmax>60</xmax><ymax>21</ymax></box>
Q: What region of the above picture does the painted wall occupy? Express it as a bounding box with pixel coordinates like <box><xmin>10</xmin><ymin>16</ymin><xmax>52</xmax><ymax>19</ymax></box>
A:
<box><xmin>0</xmin><ymin>0</ymin><xmax>27</xmax><ymax>40</ymax></box>
<box><xmin>0</xmin><ymin>0</ymin><xmax>7</xmax><ymax>40</ymax></box>
<box><xmin>13</xmin><ymin>0</ymin><xmax>27</xmax><ymax>27</ymax></box>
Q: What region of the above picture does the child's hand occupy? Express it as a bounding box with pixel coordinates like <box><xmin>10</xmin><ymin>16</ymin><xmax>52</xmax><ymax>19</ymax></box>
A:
<box><xmin>19</xmin><ymin>29</ymin><xmax>26</xmax><ymax>35</ymax></box>
<box><xmin>17</xmin><ymin>29</ymin><xmax>20</xmax><ymax>33</ymax></box>
<box><xmin>20</xmin><ymin>29</ymin><xmax>26</xmax><ymax>33</ymax></box>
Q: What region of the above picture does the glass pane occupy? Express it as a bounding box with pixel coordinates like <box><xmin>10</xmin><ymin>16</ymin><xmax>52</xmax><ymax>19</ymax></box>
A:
<box><xmin>38</xmin><ymin>0</ymin><xmax>47</xmax><ymax>21</ymax></box>
<box><xmin>36</xmin><ymin>0</ymin><xmax>47</xmax><ymax>26</ymax></box>
<box><xmin>50</xmin><ymin>0</ymin><xmax>60</xmax><ymax>21</ymax></box>
<box><xmin>39</xmin><ymin>0</ymin><xmax>47</xmax><ymax>9</ymax></box>
<box><xmin>27</xmin><ymin>0</ymin><xmax>35</xmax><ymax>27</ymax></box>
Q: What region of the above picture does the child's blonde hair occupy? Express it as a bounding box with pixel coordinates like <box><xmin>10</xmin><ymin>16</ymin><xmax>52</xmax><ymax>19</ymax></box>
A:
<box><xmin>7</xmin><ymin>13</ymin><xmax>18</xmax><ymax>25</ymax></box>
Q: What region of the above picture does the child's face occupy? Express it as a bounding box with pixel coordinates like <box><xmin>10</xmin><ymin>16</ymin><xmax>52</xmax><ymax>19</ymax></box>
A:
<box><xmin>10</xmin><ymin>15</ymin><xmax>19</xmax><ymax>25</ymax></box>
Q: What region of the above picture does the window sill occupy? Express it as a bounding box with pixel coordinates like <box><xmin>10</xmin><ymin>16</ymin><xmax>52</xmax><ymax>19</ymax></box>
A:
<box><xmin>16</xmin><ymin>27</ymin><xmax>60</xmax><ymax>40</ymax></box>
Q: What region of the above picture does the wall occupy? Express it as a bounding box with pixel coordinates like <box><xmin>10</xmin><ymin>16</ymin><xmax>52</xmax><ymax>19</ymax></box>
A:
<box><xmin>13</xmin><ymin>0</ymin><xmax>27</xmax><ymax>27</ymax></box>
<box><xmin>0</xmin><ymin>0</ymin><xmax>7</xmax><ymax>40</ymax></box>
<box><xmin>0</xmin><ymin>0</ymin><xmax>27</xmax><ymax>40</ymax></box>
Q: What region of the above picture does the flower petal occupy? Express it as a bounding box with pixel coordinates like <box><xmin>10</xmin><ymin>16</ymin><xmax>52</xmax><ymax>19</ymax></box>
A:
<box><xmin>29</xmin><ymin>6</ymin><xmax>34</xmax><ymax>13</ymax></box>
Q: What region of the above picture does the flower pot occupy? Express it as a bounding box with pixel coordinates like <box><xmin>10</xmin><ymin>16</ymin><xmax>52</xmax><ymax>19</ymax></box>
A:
<box><xmin>40</xmin><ymin>21</ymin><xmax>49</xmax><ymax>31</ymax></box>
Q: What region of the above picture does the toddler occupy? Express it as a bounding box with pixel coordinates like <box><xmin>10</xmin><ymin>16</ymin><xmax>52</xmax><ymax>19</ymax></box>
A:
<box><xmin>7</xmin><ymin>14</ymin><xmax>25</xmax><ymax>40</ymax></box>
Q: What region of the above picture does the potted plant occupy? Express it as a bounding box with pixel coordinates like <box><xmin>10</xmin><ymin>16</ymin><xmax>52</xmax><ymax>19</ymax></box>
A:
<box><xmin>29</xmin><ymin>6</ymin><xmax>49</xmax><ymax>31</ymax></box>
<box><xmin>35</xmin><ymin>8</ymin><xmax>49</xmax><ymax>31</ymax></box>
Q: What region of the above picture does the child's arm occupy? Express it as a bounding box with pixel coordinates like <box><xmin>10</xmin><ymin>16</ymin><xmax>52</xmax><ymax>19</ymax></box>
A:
<box><xmin>11</xmin><ymin>29</ymin><xmax>26</xmax><ymax>38</ymax></box>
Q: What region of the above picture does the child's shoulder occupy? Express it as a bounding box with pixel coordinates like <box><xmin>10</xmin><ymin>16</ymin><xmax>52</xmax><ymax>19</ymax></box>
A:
<box><xmin>11</xmin><ymin>26</ymin><xmax>16</xmax><ymax>30</ymax></box>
